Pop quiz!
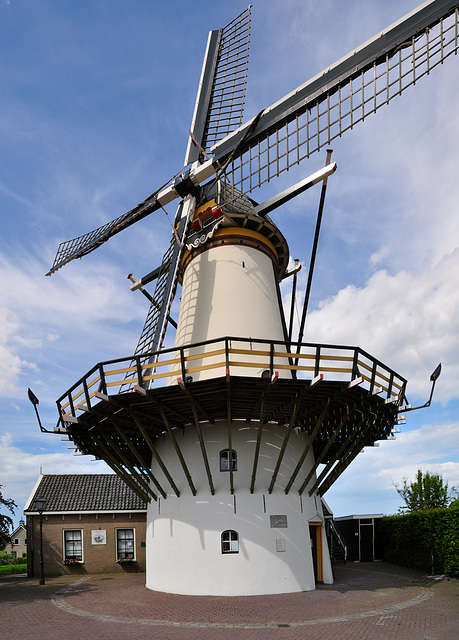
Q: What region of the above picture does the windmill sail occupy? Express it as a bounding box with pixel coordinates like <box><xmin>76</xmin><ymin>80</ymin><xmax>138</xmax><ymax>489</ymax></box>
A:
<box><xmin>46</xmin><ymin>191</ymin><xmax>162</xmax><ymax>276</ymax></box>
<box><xmin>46</xmin><ymin>2</ymin><xmax>457</xmax><ymax>279</ymax></box>
<box><xmin>127</xmin><ymin>8</ymin><xmax>253</xmax><ymax>362</ymax></box>
<box><xmin>212</xmin><ymin>0</ymin><xmax>459</xmax><ymax>194</ymax></box>
<box><xmin>133</xmin><ymin>211</ymin><xmax>186</xmax><ymax>359</ymax></box>
<box><xmin>122</xmin><ymin>197</ymin><xmax>194</xmax><ymax>385</ymax></box>
<box><xmin>185</xmin><ymin>6</ymin><xmax>251</xmax><ymax>165</ymax></box>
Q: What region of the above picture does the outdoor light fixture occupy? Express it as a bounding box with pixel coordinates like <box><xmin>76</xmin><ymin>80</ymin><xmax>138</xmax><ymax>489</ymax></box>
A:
<box><xmin>426</xmin><ymin>363</ymin><xmax>442</xmax><ymax>406</ymax></box>
<box><xmin>28</xmin><ymin>388</ymin><xmax>53</xmax><ymax>433</ymax></box>
<box><xmin>399</xmin><ymin>363</ymin><xmax>442</xmax><ymax>413</ymax></box>
<box><xmin>34</xmin><ymin>495</ymin><xmax>47</xmax><ymax>585</ymax></box>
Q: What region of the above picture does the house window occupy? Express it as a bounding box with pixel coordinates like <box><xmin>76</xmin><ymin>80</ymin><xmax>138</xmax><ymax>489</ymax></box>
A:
<box><xmin>116</xmin><ymin>528</ymin><xmax>135</xmax><ymax>560</ymax></box>
<box><xmin>11</xmin><ymin>551</ymin><xmax>17</xmax><ymax>559</ymax></box>
<box><xmin>221</xmin><ymin>530</ymin><xmax>239</xmax><ymax>554</ymax></box>
<box><xmin>13</xmin><ymin>538</ymin><xmax>19</xmax><ymax>545</ymax></box>
<box><xmin>63</xmin><ymin>530</ymin><xmax>83</xmax><ymax>562</ymax></box>
<box><xmin>220</xmin><ymin>449</ymin><xmax>237</xmax><ymax>472</ymax></box>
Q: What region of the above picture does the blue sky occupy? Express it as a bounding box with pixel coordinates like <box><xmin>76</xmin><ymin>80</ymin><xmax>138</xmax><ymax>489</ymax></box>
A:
<box><xmin>1</xmin><ymin>0</ymin><xmax>458</xmax><ymax>527</ymax></box>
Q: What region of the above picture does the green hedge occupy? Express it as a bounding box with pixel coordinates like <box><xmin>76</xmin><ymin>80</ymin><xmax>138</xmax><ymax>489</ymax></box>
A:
<box><xmin>380</xmin><ymin>507</ymin><xmax>459</xmax><ymax>577</ymax></box>
<box><xmin>0</xmin><ymin>564</ymin><xmax>27</xmax><ymax>575</ymax></box>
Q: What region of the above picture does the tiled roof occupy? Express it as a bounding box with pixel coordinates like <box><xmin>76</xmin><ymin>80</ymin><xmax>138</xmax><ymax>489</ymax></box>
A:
<box><xmin>25</xmin><ymin>474</ymin><xmax>147</xmax><ymax>512</ymax></box>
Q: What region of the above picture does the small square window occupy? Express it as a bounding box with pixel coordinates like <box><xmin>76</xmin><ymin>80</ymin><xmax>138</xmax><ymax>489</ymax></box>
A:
<box><xmin>221</xmin><ymin>530</ymin><xmax>239</xmax><ymax>553</ymax></box>
<box><xmin>220</xmin><ymin>449</ymin><xmax>237</xmax><ymax>472</ymax></box>
<box><xmin>63</xmin><ymin>530</ymin><xmax>83</xmax><ymax>562</ymax></box>
<box><xmin>116</xmin><ymin>528</ymin><xmax>135</xmax><ymax>560</ymax></box>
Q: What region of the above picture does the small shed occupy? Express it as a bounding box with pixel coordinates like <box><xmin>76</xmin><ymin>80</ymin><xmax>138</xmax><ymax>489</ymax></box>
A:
<box><xmin>334</xmin><ymin>514</ymin><xmax>384</xmax><ymax>562</ymax></box>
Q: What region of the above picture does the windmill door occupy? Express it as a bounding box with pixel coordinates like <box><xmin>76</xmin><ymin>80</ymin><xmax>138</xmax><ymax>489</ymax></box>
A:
<box><xmin>359</xmin><ymin>519</ymin><xmax>374</xmax><ymax>562</ymax></box>
<box><xmin>309</xmin><ymin>524</ymin><xmax>323</xmax><ymax>583</ymax></box>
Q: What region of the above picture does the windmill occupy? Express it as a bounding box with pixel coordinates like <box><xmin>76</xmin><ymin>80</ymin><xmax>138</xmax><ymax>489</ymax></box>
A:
<box><xmin>38</xmin><ymin>2</ymin><xmax>455</xmax><ymax>595</ymax></box>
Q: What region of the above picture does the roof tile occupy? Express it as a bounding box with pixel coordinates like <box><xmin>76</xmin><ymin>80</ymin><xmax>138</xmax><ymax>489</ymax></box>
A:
<box><xmin>25</xmin><ymin>474</ymin><xmax>146</xmax><ymax>512</ymax></box>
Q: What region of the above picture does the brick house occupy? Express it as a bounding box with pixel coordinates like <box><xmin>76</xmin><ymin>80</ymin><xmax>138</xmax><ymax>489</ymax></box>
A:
<box><xmin>24</xmin><ymin>474</ymin><xmax>147</xmax><ymax>577</ymax></box>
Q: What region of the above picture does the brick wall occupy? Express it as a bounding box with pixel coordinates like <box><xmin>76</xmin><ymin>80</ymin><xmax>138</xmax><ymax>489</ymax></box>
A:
<box><xmin>27</xmin><ymin>512</ymin><xmax>147</xmax><ymax>577</ymax></box>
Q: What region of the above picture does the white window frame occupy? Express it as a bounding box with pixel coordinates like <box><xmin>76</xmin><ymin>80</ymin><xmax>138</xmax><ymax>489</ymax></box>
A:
<box><xmin>220</xmin><ymin>449</ymin><xmax>237</xmax><ymax>472</ymax></box>
<box><xmin>13</xmin><ymin>538</ymin><xmax>19</xmax><ymax>545</ymax></box>
<box><xmin>221</xmin><ymin>530</ymin><xmax>239</xmax><ymax>554</ymax></box>
<box><xmin>115</xmin><ymin>527</ymin><xmax>136</xmax><ymax>561</ymax></box>
<box><xmin>63</xmin><ymin>529</ymin><xmax>84</xmax><ymax>563</ymax></box>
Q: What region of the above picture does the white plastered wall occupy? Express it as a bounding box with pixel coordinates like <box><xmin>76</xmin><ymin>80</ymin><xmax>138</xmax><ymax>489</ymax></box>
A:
<box><xmin>170</xmin><ymin>236</ymin><xmax>290</xmax><ymax>382</ymax></box>
<box><xmin>145</xmin><ymin>421</ymin><xmax>333</xmax><ymax>595</ymax></box>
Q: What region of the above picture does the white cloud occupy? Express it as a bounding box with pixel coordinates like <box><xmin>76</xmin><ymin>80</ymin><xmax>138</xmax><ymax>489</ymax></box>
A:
<box><xmin>369</xmin><ymin>246</ymin><xmax>390</xmax><ymax>270</ymax></box>
<box><xmin>0</xmin><ymin>306</ymin><xmax>36</xmax><ymax>396</ymax></box>
<box><xmin>327</xmin><ymin>421</ymin><xmax>459</xmax><ymax>516</ymax></box>
<box><xmin>303</xmin><ymin>248</ymin><xmax>459</xmax><ymax>402</ymax></box>
<box><xmin>0</xmin><ymin>250</ymin><xmax>146</xmax><ymax>399</ymax></box>
<box><xmin>0</xmin><ymin>432</ymin><xmax>112</xmax><ymax>524</ymax></box>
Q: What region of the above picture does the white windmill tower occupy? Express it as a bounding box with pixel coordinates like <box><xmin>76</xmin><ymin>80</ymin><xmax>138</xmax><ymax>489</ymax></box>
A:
<box><xmin>37</xmin><ymin>2</ymin><xmax>454</xmax><ymax>595</ymax></box>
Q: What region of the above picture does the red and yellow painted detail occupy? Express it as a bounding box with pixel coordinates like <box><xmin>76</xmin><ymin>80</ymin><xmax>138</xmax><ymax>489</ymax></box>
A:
<box><xmin>190</xmin><ymin>198</ymin><xmax>223</xmax><ymax>233</ymax></box>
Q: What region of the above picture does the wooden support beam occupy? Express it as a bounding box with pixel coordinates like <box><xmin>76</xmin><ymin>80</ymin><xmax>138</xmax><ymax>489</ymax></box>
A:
<box><xmin>112</xmin><ymin>421</ymin><xmax>167</xmax><ymax>499</ymax></box>
<box><xmin>249</xmin><ymin>390</ymin><xmax>268</xmax><ymax>494</ymax></box>
<box><xmin>317</xmin><ymin>426</ymin><xmax>369</xmax><ymax>497</ymax></box>
<box><xmin>307</xmin><ymin>414</ymin><xmax>366</xmax><ymax>496</ymax></box>
<box><xmin>92</xmin><ymin>435</ymin><xmax>151</xmax><ymax>503</ymax></box>
<box><xmin>298</xmin><ymin>406</ymin><xmax>350</xmax><ymax>495</ymax></box>
<box><xmin>267</xmin><ymin>402</ymin><xmax>298</xmax><ymax>493</ymax></box>
<box><xmin>129</xmin><ymin>409</ymin><xmax>181</xmax><ymax>497</ymax></box>
<box><xmin>226</xmin><ymin>375</ymin><xmax>234</xmax><ymax>495</ymax></box>
<box><xmin>268</xmin><ymin>377</ymin><xmax>322</xmax><ymax>494</ymax></box>
<box><xmin>187</xmin><ymin>391</ymin><xmax>215</xmax><ymax>495</ymax></box>
<box><xmin>157</xmin><ymin>399</ymin><xmax>197</xmax><ymax>496</ymax></box>
<box><xmin>284</xmin><ymin>398</ymin><xmax>330</xmax><ymax>494</ymax></box>
<box><xmin>178</xmin><ymin>382</ymin><xmax>214</xmax><ymax>424</ymax></box>
<box><xmin>311</xmin><ymin>413</ymin><xmax>377</xmax><ymax>496</ymax></box>
<box><xmin>98</xmin><ymin>428</ymin><xmax>158</xmax><ymax>501</ymax></box>
<box><xmin>95</xmin><ymin>390</ymin><xmax>110</xmax><ymax>402</ymax></box>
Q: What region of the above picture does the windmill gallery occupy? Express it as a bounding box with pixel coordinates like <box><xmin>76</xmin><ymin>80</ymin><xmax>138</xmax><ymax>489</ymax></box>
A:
<box><xmin>30</xmin><ymin>2</ymin><xmax>455</xmax><ymax>595</ymax></box>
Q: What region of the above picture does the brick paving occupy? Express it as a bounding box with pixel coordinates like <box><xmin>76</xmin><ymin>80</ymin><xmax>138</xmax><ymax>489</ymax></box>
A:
<box><xmin>1</xmin><ymin>563</ymin><xmax>458</xmax><ymax>639</ymax></box>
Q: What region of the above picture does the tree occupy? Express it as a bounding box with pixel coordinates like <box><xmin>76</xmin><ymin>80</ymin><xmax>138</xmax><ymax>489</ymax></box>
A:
<box><xmin>0</xmin><ymin>485</ymin><xmax>17</xmax><ymax>550</ymax></box>
<box><xmin>394</xmin><ymin>469</ymin><xmax>455</xmax><ymax>513</ymax></box>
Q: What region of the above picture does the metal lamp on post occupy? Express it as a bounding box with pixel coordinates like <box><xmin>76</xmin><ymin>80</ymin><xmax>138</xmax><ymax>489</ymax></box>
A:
<box><xmin>34</xmin><ymin>496</ymin><xmax>47</xmax><ymax>585</ymax></box>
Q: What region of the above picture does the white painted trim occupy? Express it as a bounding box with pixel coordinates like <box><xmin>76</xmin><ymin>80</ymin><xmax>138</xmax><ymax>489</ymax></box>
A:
<box><xmin>115</xmin><ymin>526</ymin><xmax>136</xmax><ymax>562</ymax></box>
<box><xmin>62</xmin><ymin>528</ymin><xmax>84</xmax><ymax>564</ymax></box>
<box><xmin>23</xmin><ymin>474</ymin><xmax>43</xmax><ymax>512</ymax></box>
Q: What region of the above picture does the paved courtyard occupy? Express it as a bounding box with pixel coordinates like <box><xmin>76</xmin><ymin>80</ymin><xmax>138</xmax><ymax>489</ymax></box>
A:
<box><xmin>1</xmin><ymin>562</ymin><xmax>458</xmax><ymax>639</ymax></box>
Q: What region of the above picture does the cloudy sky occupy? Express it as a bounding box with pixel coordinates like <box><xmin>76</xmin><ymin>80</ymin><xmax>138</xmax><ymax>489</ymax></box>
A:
<box><xmin>1</xmin><ymin>0</ymin><xmax>458</xmax><ymax>527</ymax></box>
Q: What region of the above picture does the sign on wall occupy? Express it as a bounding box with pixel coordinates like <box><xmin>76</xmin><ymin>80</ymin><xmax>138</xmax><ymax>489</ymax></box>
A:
<box><xmin>91</xmin><ymin>530</ymin><xmax>107</xmax><ymax>545</ymax></box>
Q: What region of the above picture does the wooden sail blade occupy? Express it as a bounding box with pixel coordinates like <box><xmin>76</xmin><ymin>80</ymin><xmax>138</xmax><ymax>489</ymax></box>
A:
<box><xmin>212</xmin><ymin>0</ymin><xmax>459</xmax><ymax>195</ymax></box>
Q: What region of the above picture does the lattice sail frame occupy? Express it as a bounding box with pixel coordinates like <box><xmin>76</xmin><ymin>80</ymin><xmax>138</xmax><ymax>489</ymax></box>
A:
<box><xmin>46</xmin><ymin>3</ymin><xmax>458</xmax><ymax>277</ymax></box>
<box><xmin>214</xmin><ymin>6</ymin><xmax>459</xmax><ymax>194</ymax></box>
<box><xmin>200</xmin><ymin>7</ymin><xmax>251</xmax><ymax>152</ymax></box>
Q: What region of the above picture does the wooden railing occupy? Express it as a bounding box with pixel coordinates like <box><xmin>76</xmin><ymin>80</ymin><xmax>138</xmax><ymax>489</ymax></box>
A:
<box><xmin>56</xmin><ymin>336</ymin><xmax>407</xmax><ymax>423</ymax></box>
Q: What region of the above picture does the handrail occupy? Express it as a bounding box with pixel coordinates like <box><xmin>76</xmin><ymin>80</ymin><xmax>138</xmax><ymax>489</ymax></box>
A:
<box><xmin>56</xmin><ymin>336</ymin><xmax>407</xmax><ymax>422</ymax></box>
